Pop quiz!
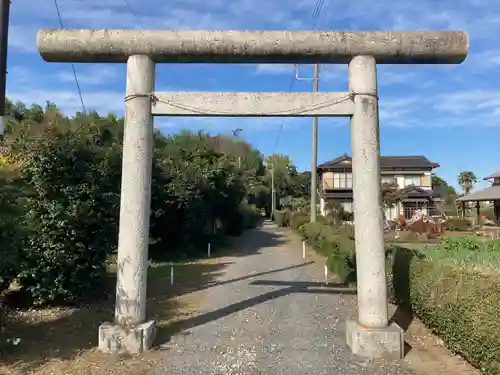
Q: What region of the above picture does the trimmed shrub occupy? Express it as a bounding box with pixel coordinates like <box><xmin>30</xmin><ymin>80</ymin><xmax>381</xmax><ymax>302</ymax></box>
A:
<box><xmin>446</xmin><ymin>218</ymin><xmax>471</xmax><ymax>231</ymax></box>
<box><xmin>297</xmin><ymin>222</ymin><xmax>356</xmax><ymax>281</ymax></box>
<box><xmin>240</xmin><ymin>203</ymin><xmax>262</xmax><ymax>230</ymax></box>
<box><xmin>387</xmin><ymin>245</ymin><xmax>500</xmax><ymax>375</ymax></box>
<box><xmin>289</xmin><ymin>211</ymin><xmax>309</xmax><ymax>229</ymax></box>
<box><xmin>295</xmin><ymin>219</ymin><xmax>500</xmax><ymax>374</ymax></box>
<box><xmin>226</xmin><ymin>203</ymin><xmax>261</xmax><ymax>235</ymax></box>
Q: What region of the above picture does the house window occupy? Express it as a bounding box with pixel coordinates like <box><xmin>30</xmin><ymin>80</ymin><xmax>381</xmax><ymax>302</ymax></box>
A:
<box><xmin>404</xmin><ymin>175</ymin><xmax>421</xmax><ymax>187</ymax></box>
<box><xmin>345</xmin><ymin>173</ymin><xmax>352</xmax><ymax>188</ymax></box>
<box><xmin>333</xmin><ymin>173</ymin><xmax>352</xmax><ymax>188</ymax></box>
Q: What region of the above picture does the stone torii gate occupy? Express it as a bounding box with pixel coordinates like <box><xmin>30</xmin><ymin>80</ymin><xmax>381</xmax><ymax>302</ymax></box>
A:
<box><xmin>36</xmin><ymin>29</ymin><xmax>468</xmax><ymax>359</ymax></box>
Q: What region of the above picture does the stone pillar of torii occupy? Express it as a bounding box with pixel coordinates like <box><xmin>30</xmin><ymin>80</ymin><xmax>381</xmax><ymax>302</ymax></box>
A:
<box><xmin>36</xmin><ymin>29</ymin><xmax>468</xmax><ymax>359</ymax></box>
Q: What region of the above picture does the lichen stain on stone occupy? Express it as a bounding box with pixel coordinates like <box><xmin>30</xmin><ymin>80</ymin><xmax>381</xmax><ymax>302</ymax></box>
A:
<box><xmin>361</xmin><ymin>97</ymin><xmax>370</xmax><ymax>114</ymax></box>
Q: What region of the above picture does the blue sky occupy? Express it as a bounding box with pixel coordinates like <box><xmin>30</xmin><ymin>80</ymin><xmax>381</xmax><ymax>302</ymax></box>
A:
<box><xmin>6</xmin><ymin>0</ymin><xmax>500</xmax><ymax>191</ymax></box>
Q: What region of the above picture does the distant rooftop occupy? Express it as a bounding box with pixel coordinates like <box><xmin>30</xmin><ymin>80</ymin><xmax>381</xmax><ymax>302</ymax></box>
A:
<box><xmin>318</xmin><ymin>153</ymin><xmax>439</xmax><ymax>169</ymax></box>
<box><xmin>484</xmin><ymin>171</ymin><xmax>500</xmax><ymax>180</ymax></box>
<box><xmin>456</xmin><ymin>185</ymin><xmax>500</xmax><ymax>202</ymax></box>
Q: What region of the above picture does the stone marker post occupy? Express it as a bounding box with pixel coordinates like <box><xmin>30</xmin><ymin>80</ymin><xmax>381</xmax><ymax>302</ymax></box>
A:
<box><xmin>36</xmin><ymin>29</ymin><xmax>469</xmax><ymax>357</ymax></box>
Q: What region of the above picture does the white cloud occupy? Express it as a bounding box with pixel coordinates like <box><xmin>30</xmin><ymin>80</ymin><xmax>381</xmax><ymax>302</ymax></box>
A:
<box><xmin>56</xmin><ymin>65</ymin><xmax>124</xmax><ymax>86</ymax></box>
<box><xmin>255</xmin><ymin>64</ymin><xmax>294</xmax><ymax>75</ymax></box>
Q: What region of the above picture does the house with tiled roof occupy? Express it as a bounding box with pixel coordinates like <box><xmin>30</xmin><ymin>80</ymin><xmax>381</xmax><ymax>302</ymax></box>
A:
<box><xmin>317</xmin><ymin>153</ymin><xmax>442</xmax><ymax>220</ymax></box>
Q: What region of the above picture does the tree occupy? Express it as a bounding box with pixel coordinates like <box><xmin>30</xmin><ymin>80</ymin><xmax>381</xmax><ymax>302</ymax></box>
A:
<box><xmin>265</xmin><ymin>154</ymin><xmax>298</xmax><ymax>201</ymax></box>
<box><xmin>291</xmin><ymin>171</ymin><xmax>311</xmax><ymax>199</ymax></box>
<box><xmin>432</xmin><ymin>174</ymin><xmax>458</xmax><ymax>213</ymax></box>
<box><xmin>458</xmin><ymin>171</ymin><xmax>477</xmax><ymax>195</ymax></box>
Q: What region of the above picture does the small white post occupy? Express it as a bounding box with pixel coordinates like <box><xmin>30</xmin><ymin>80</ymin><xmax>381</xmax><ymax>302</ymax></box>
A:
<box><xmin>170</xmin><ymin>266</ymin><xmax>174</xmax><ymax>285</ymax></box>
<box><xmin>302</xmin><ymin>241</ymin><xmax>306</xmax><ymax>260</ymax></box>
<box><xmin>324</xmin><ymin>264</ymin><xmax>328</xmax><ymax>285</ymax></box>
<box><xmin>207</xmin><ymin>242</ymin><xmax>211</xmax><ymax>257</ymax></box>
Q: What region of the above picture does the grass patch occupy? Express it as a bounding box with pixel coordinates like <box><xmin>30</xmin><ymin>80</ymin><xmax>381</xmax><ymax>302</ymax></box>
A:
<box><xmin>401</xmin><ymin>237</ymin><xmax>500</xmax><ymax>274</ymax></box>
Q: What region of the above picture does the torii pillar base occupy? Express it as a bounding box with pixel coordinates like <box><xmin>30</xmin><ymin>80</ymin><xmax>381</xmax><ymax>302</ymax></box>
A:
<box><xmin>345</xmin><ymin>320</ymin><xmax>404</xmax><ymax>360</ymax></box>
<box><xmin>98</xmin><ymin>320</ymin><xmax>157</xmax><ymax>355</ymax></box>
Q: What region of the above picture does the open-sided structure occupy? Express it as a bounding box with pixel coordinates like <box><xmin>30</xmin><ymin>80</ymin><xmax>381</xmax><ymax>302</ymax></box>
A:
<box><xmin>37</xmin><ymin>29</ymin><xmax>469</xmax><ymax>359</ymax></box>
<box><xmin>456</xmin><ymin>172</ymin><xmax>500</xmax><ymax>222</ymax></box>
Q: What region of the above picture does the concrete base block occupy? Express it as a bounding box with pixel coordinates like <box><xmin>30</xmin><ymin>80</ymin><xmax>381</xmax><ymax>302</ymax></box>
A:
<box><xmin>345</xmin><ymin>320</ymin><xmax>404</xmax><ymax>360</ymax></box>
<box><xmin>98</xmin><ymin>320</ymin><xmax>156</xmax><ymax>354</ymax></box>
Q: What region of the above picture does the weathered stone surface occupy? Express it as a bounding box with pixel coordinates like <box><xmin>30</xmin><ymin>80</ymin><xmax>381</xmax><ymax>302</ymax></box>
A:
<box><xmin>345</xmin><ymin>320</ymin><xmax>405</xmax><ymax>361</ymax></box>
<box><xmin>37</xmin><ymin>29</ymin><xmax>469</xmax><ymax>64</ymax></box>
<box><xmin>151</xmin><ymin>91</ymin><xmax>354</xmax><ymax>117</ymax></box>
<box><xmin>98</xmin><ymin>320</ymin><xmax>156</xmax><ymax>354</ymax></box>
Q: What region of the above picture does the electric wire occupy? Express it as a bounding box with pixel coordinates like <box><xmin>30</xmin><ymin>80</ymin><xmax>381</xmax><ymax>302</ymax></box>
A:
<box><xmin>273</xmin><ymin>0</ymin><xmax>328</xmax><ymax>149</ymax></box>
<box><xmin>52</xmin><ymin>0</ymin><xmax>86</xmax><ymax>114</ymax></box>
<box><xmin>121</xmin><ymin>0</ymin><xmax>179</xmax><ymax>80</ymax></box>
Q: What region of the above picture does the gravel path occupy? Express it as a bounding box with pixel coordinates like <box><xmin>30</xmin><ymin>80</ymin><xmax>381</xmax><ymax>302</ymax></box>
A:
<box><xmin>157</xmin><ymin>221</ymin><xmax>419</xmax><ymax>375</ymax></box>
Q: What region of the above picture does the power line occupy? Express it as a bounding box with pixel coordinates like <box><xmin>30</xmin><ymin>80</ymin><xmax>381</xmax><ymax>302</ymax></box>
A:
<box><xmin>122</xmin><ymin>0</ymin><xmax>142</xmax><ymax>24</ymax></box>
<box><xmin>121</xmin><ymin>0</ymin><xmax>179</xmax><ymax>80</ymax></box>
<box><xmin>307</xmin><ymin>0</ymin><xmax>326</xmax><ymax>30</ymax></box>
<box><xmin>52</xmin><ymin>0</ymin><xmax>86</xmax><ymax>114</ymax></box>
<box><xmin>273</xmin><ymin>0</ymin><xmax>327</xmax><ymax>150</ymax></box>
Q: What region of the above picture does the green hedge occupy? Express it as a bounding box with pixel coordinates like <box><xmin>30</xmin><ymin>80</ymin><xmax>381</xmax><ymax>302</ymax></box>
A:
<box><xmin>293</xmin><ymin>219</ymin><xmax>500</xmax><ymax>375</ymax></box>
<box><xmin>226</xmin><ymin>203</ymin><xmax>262</xmax><ymax>235</ymax></box>
<box><xmin>296</xmin><ymin>222</ymin><xmax>355</xmax><ymax>281</ymax></box>
<box><xmin>387</xmin><ymin>245</ymin><xmax>500</xmax><ymax>375</ymax></box>
<box><xmin>445</xmin><ymin>217</ymin><xmax>471</xmax><ymax>231</ymax></box>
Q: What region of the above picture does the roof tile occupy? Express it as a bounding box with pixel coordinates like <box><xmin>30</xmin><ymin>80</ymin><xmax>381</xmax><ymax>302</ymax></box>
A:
<box><xmin>318</xmin><ymin>154</ymin><xmax>439</xmax><ymax>169</ymax></box>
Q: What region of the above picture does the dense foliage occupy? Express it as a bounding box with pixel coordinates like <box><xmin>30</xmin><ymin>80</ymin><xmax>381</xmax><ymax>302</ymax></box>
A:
<box><xmin>0</xmin><ymin>99</ymin><xmax>271</xmax><ymax>306</ymax></box>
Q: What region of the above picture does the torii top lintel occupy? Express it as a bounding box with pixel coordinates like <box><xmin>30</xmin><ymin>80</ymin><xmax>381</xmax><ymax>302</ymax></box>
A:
<box><xmin>36</xmin><ymin>29</ymin><xmax>469</xmax><ymax>64</ymax></box>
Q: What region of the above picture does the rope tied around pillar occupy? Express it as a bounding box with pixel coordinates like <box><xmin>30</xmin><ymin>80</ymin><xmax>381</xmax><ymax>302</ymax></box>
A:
<box><xmin>124</xmin><ymin>92</ymin><xmax>158</xmax><ymax>104</ymax></box>
<box><xmin>348</xmin><ymin>91</ymin><xmax>379</xmax><ymax>100</ymax></box>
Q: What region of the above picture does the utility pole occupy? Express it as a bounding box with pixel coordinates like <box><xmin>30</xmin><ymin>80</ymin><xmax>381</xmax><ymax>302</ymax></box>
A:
<box><xmin>271</xmin><ymin>164</ymin><xmax>276</xmax><ymax>219</ymax></box>
<box><xmin>310</xmin><ymin>63</ymin><xmax>319</xmax><ymax>222</ymax></box>
<box><xmin>0</xmin><ymin>0</ymin><xmax>10</xmax><ymax>139</ymax></box>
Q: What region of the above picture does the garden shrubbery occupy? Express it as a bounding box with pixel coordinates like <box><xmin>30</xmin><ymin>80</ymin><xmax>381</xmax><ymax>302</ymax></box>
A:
<box><xmin>387</xmin><ymin>239</ymin><xmax>500</xmax><ymax>375</ymax></box>
<box><xmin>291</xmin><ymin>214</ymin><xmax>500</xmax><ymax>375</ymax></box>
<box><xmin>0</xmin><ymin>104</ymin><xmax>268</xmax><ymax>307</ymax></box>
<box><xmin>17</xmin><ymin>128</ymin><xmax>122</xmax><ymax>305</ymax></box>
<box><xmin>296</xmin><ymin>221</ymin><xmax>356</xmax><ymax>281</ymax></box>
<box><xmin>445</xmin><ymin>217</ymin><xmax>471</xmax><ymax>231</ymax></box>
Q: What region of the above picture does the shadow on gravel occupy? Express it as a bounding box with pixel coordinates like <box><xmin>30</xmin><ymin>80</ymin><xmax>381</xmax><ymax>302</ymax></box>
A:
<box><xmin>164</xmin><ymin>279</ymin><xmax>357</xmax><ymax>340</ymax></box>
<box><xmin>218</xmin><ymin>221</ymin><xmax>287</xmax><ymax>259</ymax></box>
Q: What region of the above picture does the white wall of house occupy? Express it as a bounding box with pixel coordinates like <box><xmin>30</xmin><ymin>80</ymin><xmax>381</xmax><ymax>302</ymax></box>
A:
<box><xmin>321</xmin><ymin>169</ymin><xmax>434</xmax><ymax>221</ymax></box>
<box><xmin>384</xmin><ymin>204</ymin><xmax>401</xmax><ymax>220</ymax></box>
<box><xmin>341</xmin><ymin>201</ymin><xmax>353</xmax><ymax>212</ymax></box>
